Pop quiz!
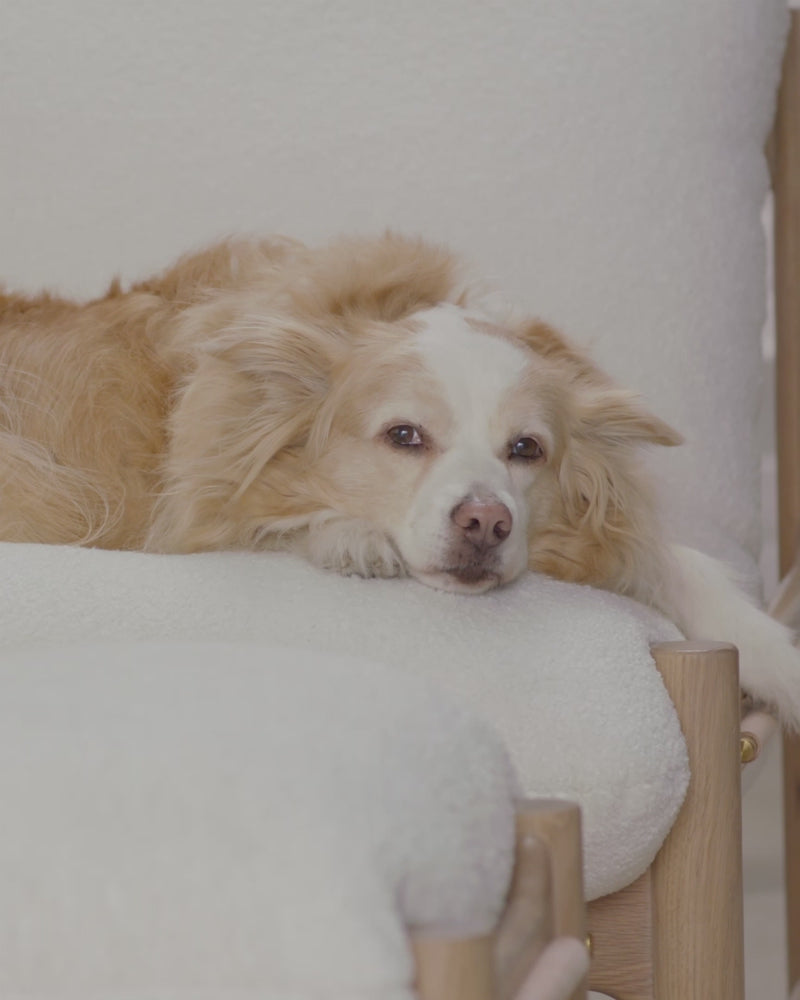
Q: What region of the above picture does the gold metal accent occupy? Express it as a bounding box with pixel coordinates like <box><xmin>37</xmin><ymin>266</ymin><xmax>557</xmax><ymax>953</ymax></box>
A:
<box><xmin>585</xmin><ymin>932</ymin><xmax>594</xmax><ymax>957</ymax></box>
<box><xmin>740</xmin><ymin>734</ymin><xmax>759</xmax><ymax>764</ymax></box>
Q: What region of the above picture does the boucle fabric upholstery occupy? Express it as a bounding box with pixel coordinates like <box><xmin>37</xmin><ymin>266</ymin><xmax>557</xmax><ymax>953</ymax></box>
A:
<box><xmin>0</xmin><ymin>544</ymin><xmax>688</xmax><ymax>901</ymax></box>
<box><xmin>0</xmin><ymin>640</ymin><xmax>517</xmax><ymax>999</ymax></box>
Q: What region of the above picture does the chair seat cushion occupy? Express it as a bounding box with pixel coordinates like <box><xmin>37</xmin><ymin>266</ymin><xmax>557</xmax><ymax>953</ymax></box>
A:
<box><xmin>0</xmin><ymin>543</ymin><xmax>689</xmax><ymax>901</ymax></box>
<box><xmin>0</xmin><ymin>640</ymin><xmax>517</xmax><ymax>998</ymax></box>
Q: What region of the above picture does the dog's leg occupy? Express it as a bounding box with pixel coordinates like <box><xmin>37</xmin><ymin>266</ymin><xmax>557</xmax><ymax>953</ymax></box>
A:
<box><xmin>664</xmin><ymin>544</ymin><xmax>800</xmax><ymax>730</ymax></box>
<box><xmin>304</xmin><ymin>514</ymin><xmax>406</xmax><ymax>579</ymax></box>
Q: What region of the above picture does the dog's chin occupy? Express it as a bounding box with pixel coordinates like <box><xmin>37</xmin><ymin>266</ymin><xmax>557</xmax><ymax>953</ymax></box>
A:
<box><xmin>410</xmin><ymin>565</ymin><xmax>504</xmax><ymax>595</ymax></box>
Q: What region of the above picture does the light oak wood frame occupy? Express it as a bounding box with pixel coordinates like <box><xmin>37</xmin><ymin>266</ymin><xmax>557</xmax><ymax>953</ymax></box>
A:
<box><xmin>772</xmin><ymin>9</ymin><xmax>800</xmax><ymax>993</ymax></box>
<box><xmin>409</xmin><ymin>644</ymin><xmax>747</xmax><ymax>1000</ymax></box>
<box><xmin>412</xmin><ymin>799</ymin><xmax>589</xmax><ymax>1000</ymax></box>
<box><xmin>587</xmin><ymin>642</ymin><xmax>745</xmax><ymax>1000</ymax></box>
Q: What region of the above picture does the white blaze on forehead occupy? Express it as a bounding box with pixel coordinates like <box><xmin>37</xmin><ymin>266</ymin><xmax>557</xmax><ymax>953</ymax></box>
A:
<box><xmin>411</xmin><ymin>305</ymin><xmax>529</xmax><ymax>435</ymax></box>
<box><xmin>392</xmin><ymin>304</ymin><xmax>537</xmax><ymax>590</ymax></box>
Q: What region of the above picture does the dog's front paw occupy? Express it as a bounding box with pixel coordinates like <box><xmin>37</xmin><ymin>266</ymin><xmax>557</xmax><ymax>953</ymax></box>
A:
<box><xmin>736</xmin><ymin>616</ymin><xmax>800</xmax><ymax>733</ymax></box>
<box><xmin>305</xmin><ymin>516</ymin><xmax>406</xmax><ymax>579</ymax></box>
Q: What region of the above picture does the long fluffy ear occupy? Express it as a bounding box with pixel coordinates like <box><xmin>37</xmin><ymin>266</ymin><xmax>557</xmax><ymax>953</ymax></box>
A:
<box><xmin>575</xmin><ymin>388</ymin><xmax>683</xmax><ymax>447</ymax></box>
<box><xmin>530</xmin><ymin>423</ymin><xmax>673</xmax><ymax>602</ymax></box>
<box><xmin>516</xmin><ymin>320</ymin><xmax>683</xmax><ymax>447</ymax></box>
<box><xmin>146</xmin><ymin>300</ymin><xmax>342</xmax><ymax>552</ymax></box>
<box><xmin>525</xmin><ymin>328</ymin><xmax>682</xmax><ymax>601</ymax></box>
<box><xmin>556</xmin><ymin>389</ymin><xmax>680</xmax><ymax>591</ymax></box>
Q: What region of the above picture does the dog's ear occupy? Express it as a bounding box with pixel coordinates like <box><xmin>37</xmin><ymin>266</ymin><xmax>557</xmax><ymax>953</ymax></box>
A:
<box><xmin>515</xmin><ymin>320</ymin><xmax>682</xmax><ymax>446</ymax></box>
<box><xmin>531</xmin><ymin>398</ymin><xmax>675</xmax><ymax>598</ymax></box>
<box><xmin>558</xmin><ymin>384</ymin><xmax>681</xmax><ymax>547</ymax></box>
<box><xmin>147</xmin><ymin>302</ymin><xmax>343</xmax><ymax>551</ymax></box>
<box><xmin>575</xmin><ymin>387</ymin><xmax>683</xmax><ymax>447</ymax></box>
<box><xmin>515</xmin><ymin>320</ymin><xmax>683</xmax><ymax>445</ymax></box>
<box><xmin>528</xmin><ymin>376</ymin><xmax>681</xmax><ymax>598</ymax></box>
<box><xmin>519</xmin><ymin>317</ymin><xmax>682</xmax><ymax>598</ymax></box>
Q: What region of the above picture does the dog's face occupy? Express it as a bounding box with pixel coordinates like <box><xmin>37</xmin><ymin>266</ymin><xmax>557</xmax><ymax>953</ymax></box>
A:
<box><xmin>158</xmin><ymin>236</ymin><xmax>681</xmax><ymax>598</ymax></box>
<box><xmin>306</xmin><ymin>305</ymin><xmax>581</xmax><ymax>593</ymax></box>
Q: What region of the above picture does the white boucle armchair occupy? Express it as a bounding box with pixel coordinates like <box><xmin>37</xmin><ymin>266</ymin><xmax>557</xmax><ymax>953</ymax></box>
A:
<box><xmin>1</xmin><ymin>2</ymin><xmax>798</xmax><ymax>999</ymax></box>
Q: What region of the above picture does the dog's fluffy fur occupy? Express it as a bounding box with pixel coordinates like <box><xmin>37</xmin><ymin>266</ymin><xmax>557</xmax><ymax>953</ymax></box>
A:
<box><xmin>2</xmin><ymin>233</ymin><xmax>799</xmax><ymax>725</ymax></box>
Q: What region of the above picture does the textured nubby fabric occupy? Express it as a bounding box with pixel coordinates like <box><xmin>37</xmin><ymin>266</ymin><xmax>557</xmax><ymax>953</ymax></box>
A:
<box><xmin>1</xmin><ymin>544</ymin><xmax>687</xmax><ymax>903</ymax></box>
<box><xmin>0</xmin><ymin>640</ymin><xmax>517</xmax><ymax>1000</ymax></box>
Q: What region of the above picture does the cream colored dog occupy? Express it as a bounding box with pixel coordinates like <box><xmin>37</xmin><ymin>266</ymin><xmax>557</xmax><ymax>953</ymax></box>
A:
<box><xmin>2</xmin><ymin>233</ymin><xmax>798</xmax><ymax>724</ymax></box>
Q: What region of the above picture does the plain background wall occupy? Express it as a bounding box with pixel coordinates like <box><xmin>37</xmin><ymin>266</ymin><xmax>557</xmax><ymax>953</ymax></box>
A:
<box><xmin>0</xmin><ymin>0</ymin><xmax>788</xmax><ymax>562</ymax></box>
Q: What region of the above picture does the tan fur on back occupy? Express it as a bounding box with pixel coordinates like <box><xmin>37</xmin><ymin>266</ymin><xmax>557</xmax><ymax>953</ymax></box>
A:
<box><xmin>0</xmin><ymin>236</ymin><xmax>461</xmax><ymax>545</ymax></box>
<box><xmin>0</xmin><ymin>234</ymin><xmax>679</xmax><ymax>604</ymax></box>
<box><xmin>0</xmin><ymin>288</ymin><xmax>172</xmax><ymax>547</ymax></box>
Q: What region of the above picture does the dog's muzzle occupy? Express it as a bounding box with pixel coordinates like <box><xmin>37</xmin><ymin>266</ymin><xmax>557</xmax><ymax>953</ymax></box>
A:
<box><xmin>430</xmin><ymin>495</ymin><xmax>514</xmax><ymax>589</ymax></box>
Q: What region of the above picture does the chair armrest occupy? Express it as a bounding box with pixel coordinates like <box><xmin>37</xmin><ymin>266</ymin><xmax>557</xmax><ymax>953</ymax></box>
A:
<box><xmin>495</xmin><ymin>800</ymin><xmax>586</xmax><ymax>1000</ymax></box>
<box><xmin>412</xmin><ymin>799</ymin><xmax>588</xmax><ymax>1000</ymax></box>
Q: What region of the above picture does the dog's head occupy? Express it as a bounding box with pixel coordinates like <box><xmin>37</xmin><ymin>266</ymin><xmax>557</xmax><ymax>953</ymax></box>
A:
<box><xmin>156</xmin><ymin>236</ymin><xmax>681</xmax><ymax>598</ymax></box>
<box><xmin>307</xmin><ymin>302</ymin><xmax>681</xmax><ymax>594</ymax></box>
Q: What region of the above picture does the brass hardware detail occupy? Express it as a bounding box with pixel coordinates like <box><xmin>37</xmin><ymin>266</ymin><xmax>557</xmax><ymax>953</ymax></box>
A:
<box><xmin>740</xmin><ymin>734</ymin><xmax>759</xmax><ymax>764</ymax></box>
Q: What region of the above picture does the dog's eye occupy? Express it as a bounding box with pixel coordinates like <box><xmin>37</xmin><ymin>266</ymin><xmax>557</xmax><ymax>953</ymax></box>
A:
<box><xmin>509</xmin><ymin>436</ymin><xmax>545</xmax><ymax>462</ymax></box>
<box><xmin>386</xmin><ymin>424</ymin><xmax>425</xmax><ymax>448</ymax></box>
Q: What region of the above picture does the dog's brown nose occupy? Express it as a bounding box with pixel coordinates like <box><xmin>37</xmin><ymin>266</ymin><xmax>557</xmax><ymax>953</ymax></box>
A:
<box><xmin>451</xmin><ymin>499</ymin><xmax>513</xmax><ymax>548</ymax></box>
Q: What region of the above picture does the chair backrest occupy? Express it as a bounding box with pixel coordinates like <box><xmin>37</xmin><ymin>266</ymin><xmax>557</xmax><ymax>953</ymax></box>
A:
<box><xmin>0</xmin><ymin>0</ymin><xmax>789</xmax><ymax>570</ymax></box>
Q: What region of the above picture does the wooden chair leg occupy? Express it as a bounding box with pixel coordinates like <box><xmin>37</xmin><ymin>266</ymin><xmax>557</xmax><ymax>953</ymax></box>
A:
<box><xmin>785</xmin><ymin>732</ymin><xmax>800</xmax><ymax>992</ymax></box>
<box><xmin>771</xmin><ymin>560</ymin><xmax>800</xmax><ymax>990</ymax></box>
<box><xmin>650</xmin><ymin>641</ymin><xmax>744</xmax><ymax>1000</ymax></box>
<box><xmin>587</xmin><ymin>871</ymin><xmax>654</xmax><ymax>1000</ymax></box>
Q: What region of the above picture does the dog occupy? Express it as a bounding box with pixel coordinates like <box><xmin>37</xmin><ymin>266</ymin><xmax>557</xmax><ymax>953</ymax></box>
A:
<box><xmin>1</xmin><ymin>233</ymin><xmax>799</xmax><ymax>725</ymax></box>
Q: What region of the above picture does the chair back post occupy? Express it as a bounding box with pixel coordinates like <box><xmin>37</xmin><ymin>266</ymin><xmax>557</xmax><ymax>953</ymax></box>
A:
<box><xmin>772</xmin><ymin>8</ymin><xmax>800</xmax><ymax>991</ymax></box>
